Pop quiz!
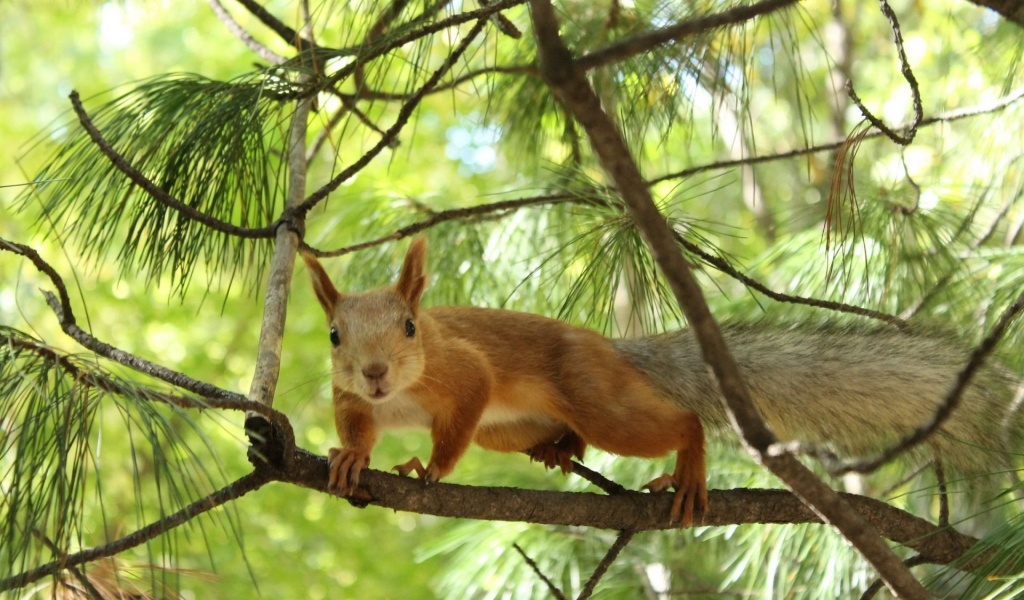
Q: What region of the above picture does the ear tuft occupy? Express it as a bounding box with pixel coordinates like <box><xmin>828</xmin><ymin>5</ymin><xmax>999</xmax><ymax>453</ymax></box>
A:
<box><xmin>396</xmin><ymin>237</ymin><xmax>428</xmax><ymax>307</ymax></box>
<box><xmin>302</xmin><ymin>252</ymin><xmax>341</xmax><ymax>315</ymax></box>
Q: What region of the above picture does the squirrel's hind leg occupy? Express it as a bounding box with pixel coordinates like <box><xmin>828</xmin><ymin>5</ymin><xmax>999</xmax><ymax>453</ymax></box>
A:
<box><xmin>642</xmin><ymin>415</ymin><xmax>708</xmax><ymax>527</ymax></box>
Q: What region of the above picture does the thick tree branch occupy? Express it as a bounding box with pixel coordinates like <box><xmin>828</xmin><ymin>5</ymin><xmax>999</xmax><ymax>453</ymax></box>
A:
<box><xmin>271</xmin><ymin>448</ymin><xmax>990</xmax><ymax>572</ymax></box>
<box><xmin>526</xmin><ymin>0</ymin><xmax>929</xmax><ymax>596</ymax></box>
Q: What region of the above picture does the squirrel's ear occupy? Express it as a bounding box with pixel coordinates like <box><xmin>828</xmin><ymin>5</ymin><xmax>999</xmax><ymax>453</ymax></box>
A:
<box><xmin>396</xmin><ymin>237</ymin><xmax>428</xmax><ymax>307</ymax></box>
<box><xmin>301</xmin><ymin>252</ymin><xmax>341</xmax><ymax>314</ymax></box>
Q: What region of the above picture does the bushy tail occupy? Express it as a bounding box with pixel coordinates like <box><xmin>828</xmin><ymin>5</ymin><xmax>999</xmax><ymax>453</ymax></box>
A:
<box><xmin>611</xmin><ymin>324</ymin><xmax>1022</xmax><ymax>472</ymax></box>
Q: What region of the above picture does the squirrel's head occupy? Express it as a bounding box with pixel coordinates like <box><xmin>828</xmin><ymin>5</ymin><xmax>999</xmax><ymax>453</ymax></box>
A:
<box><xmin>302</xmin><ymin>238</ymin><xmax>428</xmax><ymax>404</ymax></box>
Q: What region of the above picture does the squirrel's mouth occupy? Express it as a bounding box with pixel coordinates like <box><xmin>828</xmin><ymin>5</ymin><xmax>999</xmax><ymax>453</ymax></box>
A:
<box><xmin>368</xmin><ymin>388</ymin><xmax>389</xmax><ymax>400</ymax></box>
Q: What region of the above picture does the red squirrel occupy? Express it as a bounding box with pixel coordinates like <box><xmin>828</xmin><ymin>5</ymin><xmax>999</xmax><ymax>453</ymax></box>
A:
<box><xmin>302</xmin><ymin>238</ymin><xmax>708</xmax><ymax>525</ymax></box>
<box><xmin>304</xmin><ymin>238</ymin><xmax>1021</xmax><ymax>527</ymax></box>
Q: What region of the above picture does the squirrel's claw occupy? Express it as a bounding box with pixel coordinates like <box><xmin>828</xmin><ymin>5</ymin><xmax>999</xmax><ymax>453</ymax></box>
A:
<box><xmin>328</xmin><ymin>447</ymin><xmax>371</xmax><ymax>499</ymax></box>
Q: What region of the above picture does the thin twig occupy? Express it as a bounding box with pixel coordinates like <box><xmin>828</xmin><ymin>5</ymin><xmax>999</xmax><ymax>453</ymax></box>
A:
<box><xmin>512</xmin><ymin>543</ymin><xmax>567</xmax><ymax>600</ymax></box>
<box><xmin>206</xmin><ymin>0</ymin><xmax>286</xmax><ymax>64</ymax></box>
<box><xmin>304</xmin><ymin>193</ymin><xmax>581</xmax><ymax>256</ymax></box>
<box><xmin>835</xmin><ymin>288</ymin><xmax>1024</xmax><ymax>475</ymax></box>
<box><xmin>673</xmin><ymin>231</ymin><xmax>908</xmax><ymax>329</ymax></box>
<box><xmin>564</xmin><ymin>461</ymin><xmax>629</xmax><ymax>495</ymax></box>
<box><xmin>576</xmin><ymin>0</ymin><xmax>799</xmax><ymax>72</ymax></box>
<box><xmin>234</xmin><ymin>0</ymin><xmax>313</xmax><ymax>50</ymax></box>
<box><xmin>68</xmin><ymin>91</ymin><xmax>277</xmax><ymax>239</ymax></box>
<box><xmin>297</xmin><ymin>18</ymin><xmax>495</xmax><ymax>215</ymax></box>
<box><xmin>846</xmin><ymin>0</ymin><xmax>923</xmax><ymax>145</ymax></box>
<box><xmin>316</xmin><ymin>0</ymin><xmax>526</xmax><ymax>96</ymax></box>
<box><xmin>32</xmin><ymin>531</ymin><xmax>106</xmax><ymax>600</ymax></box>
<box><xmin>935</xmin><ymin>460</ymin><xmax>950</xmax><ymax>528</ymax></box>
<box><xmin>859</xmin><ymin>555</ymin><xmax>930</xmax><ymax>600</ymax></box>
<box><xmin>0</xmin><ymin>471</ymin><xmax>270</xmax><ymax>592</ymax></box>
<box><xmin>577</xmin><ymin>530</ymin><xmax>635</xmax><ymax>600</ymax></box>
<box><xmin>651</xmin><ymin>85</ymin><xmax>1024</xmax><ymax>186</ymax></box>
<box><xmin>1</xmin><ymin>331</ymin><xmax>295</xmax><ymax>434</ymax></box>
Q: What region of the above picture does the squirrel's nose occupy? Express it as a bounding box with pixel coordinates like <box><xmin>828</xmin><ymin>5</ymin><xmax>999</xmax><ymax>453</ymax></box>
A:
<box><xmin>362</xmin><ymin>363</ymin><xmax>388</xmax><ymax>382</ymax></box>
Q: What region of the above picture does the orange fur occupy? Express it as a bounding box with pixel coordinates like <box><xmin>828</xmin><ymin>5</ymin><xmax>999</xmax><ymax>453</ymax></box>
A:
<box><xmin>303</xmin><ymin>239</ymin><xmax>708</xmax><ymax>526</ymax></box>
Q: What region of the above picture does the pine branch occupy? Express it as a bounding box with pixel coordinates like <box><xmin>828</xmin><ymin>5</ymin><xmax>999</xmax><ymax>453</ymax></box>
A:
<box><xmin>206</xmin><ymin>0</ymin><xmax>285</xmax><ymax>64</ymax></box>
<box><xmin>0</xmin><ymin>471</ymin><xmax>270</xmax><ymax>593</ymax></box>
<box><xmin>0</xmin><ymin>328</ymin><xmax>294</xmax><ymax>436</ymax></box>
<box><xmin>68</xmin><ymin>91</ymin><xmax>277</xmax><ymax>239</ymax></box>
<box><xmin>578</xmin><ymin>530</ymin><xmax>635</xmax><ymax>600</ymax></box>
<box><xmin>576</xmin><ymin>0</ymin><xmax>800</xmax><ymax>71</ymax></box>
<box><xmin>303</xmin><ymin>193</ymin><xmax>584</xmax><ymax>256</ymax></box>
<box><xmin>651</xmin><ymin>85</ymin><xmax>1024</xmax><ymax>185</ymax></box>
<box><xmin>234</xmin><ymin>0</ymin><xmax>313</xmax><ymax>50</ymax></box>
<box><xmin>846</xmin><ymin>0</ymin><xmax>923</xmax><ymax>145</ymax></box>
<box><xmin>269</xmin><ymin>447</ymin><xmax>995</xmax><ymax>572</ymax></box>
<box><xmin>0</xmin><ymin>238</ymin><xmax>251</xmax><ymax>403</ymax></box>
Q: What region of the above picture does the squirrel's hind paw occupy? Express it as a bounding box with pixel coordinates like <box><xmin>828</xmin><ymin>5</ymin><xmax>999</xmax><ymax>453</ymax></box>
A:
<box><xmin>392</xmin><ymin>457</ymin><xmax>441</xmax><ymax>483</ymax></box>
<box><xmin>528</xmin><ymin>432</ymin><xmax>586</xmax><ymax>475</ymax></box>
<box><xmin>643</xmin><ymin>473</ymin><xmax>708</xmax><ymax>527</ymax></box>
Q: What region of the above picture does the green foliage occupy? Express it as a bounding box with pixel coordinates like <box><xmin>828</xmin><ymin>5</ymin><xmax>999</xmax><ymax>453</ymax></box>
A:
<box><xmin>20</xmin><ymin>73</ymin><xmax>295</xmax><ymax>297</ymax></box>
<box><xmin>0</xmin><ymin>327</ymin><xmax>245</xmax><ymax>592</ymax></box>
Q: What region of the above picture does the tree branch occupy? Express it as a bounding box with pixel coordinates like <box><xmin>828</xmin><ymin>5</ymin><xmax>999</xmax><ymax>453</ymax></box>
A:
<box><xmin>578</xmin><ymin>530</ymin><xmax>635</xmax><ymax>600</ymax></box>
<box><xmin>526</xmin><ymin>0</ymin><xmax>930</xmax><ymax>596</ymax></box>
<box><xmin>512</xmin><ymin>543</ymin><xmax>567</xmax><ymax>599</ymax></box>
<box><xmin>0</xmin><ymin>328</ymin><xmax>295</xmax><ymax>443</ymax></box>
<box><xmin>271</xmin><ymin>447</ymin><xmax>992</xmax><ymax>572</ymax></box>
<box><xmin>0</xmin><ymin>238</ymin><xmax>249</xmax><ymax>403</ymax></box>
<box><xmin>233</xmin><ymin>0</ymin><xmax>313</xmax><ymax>50</ymax></box>
<box><xmin>651</xmin><ymin>85</ymin><xmax>1024</xmax><ymax>185</ymax></box>
<box><xmin>304</xmin><ymin>193</ymin><xmax>583</xmax><ymax>256</ymax></box>
<box><xmin>846</xmin><ymin>0</ymin><xmax>923</xmax><ymax>145</ymax></box>
<box><xmin>206</xmin><ymin>0</ymin><xmax>286</xmax><ymax>65</ymax></box>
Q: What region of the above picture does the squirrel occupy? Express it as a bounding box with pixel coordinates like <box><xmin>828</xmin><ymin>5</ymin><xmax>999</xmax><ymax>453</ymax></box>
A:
<box><xmin>302</xmin><ymin>237</ymin><xmax>1020</xmax><ymax>527</ymax></box>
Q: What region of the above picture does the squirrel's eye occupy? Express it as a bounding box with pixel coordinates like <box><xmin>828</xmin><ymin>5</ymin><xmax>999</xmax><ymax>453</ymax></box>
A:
<box><xmin>329</xmin><ymin>327</ymin><xmax>340</xmax><ymax>347</ymax></box>
<box><xmin>404</xmin><ymin>319</ymin><xmax>416</xmax><ymax>338</ymax></box>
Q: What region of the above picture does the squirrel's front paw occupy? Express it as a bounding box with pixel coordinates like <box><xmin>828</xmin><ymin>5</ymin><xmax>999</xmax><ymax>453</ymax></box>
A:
<box><xmin>328</xmin><ymin>447</ymin><xmax>371</xmax><ymax>498</ymax></box>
